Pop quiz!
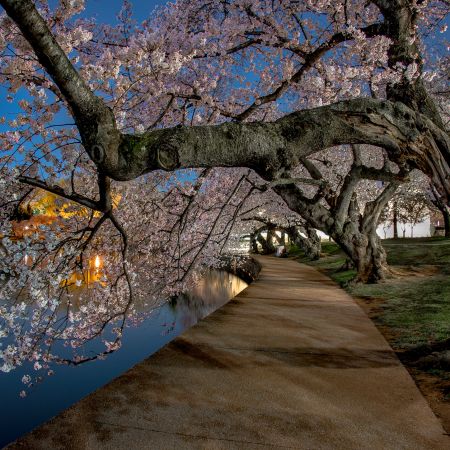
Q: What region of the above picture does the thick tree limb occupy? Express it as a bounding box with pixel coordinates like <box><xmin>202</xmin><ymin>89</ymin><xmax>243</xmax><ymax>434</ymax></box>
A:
<box><xmin>2</xmin><ymin>1</ymin><xmax>449</xmax><ymax>205</ymax></box>
<box><xmin>273</xmin><ymin>183</ymin><xmax>331</xmax><ymax>231</ymax></box>
<box><xmin>117</xmin><ymin>98</ymin><xmax>449</xmax><ymax>201</ymax></box>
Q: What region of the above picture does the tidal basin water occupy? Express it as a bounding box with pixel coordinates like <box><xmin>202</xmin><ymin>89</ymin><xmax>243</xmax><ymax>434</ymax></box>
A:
<box><xmin>0</xmin><ymin>271</ymin><xmax>247</xmax><ymax>447</ymax></box>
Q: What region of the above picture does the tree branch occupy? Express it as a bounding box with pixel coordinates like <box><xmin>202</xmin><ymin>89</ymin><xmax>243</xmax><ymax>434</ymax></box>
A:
<box><xmin>117</xmin><ymin>99</ymin><xmax>449</xmax><ymax>186</ymax></box>
<box><xmin>268</xmin><ymin>177</ymin><xmax>323</xmax><ymax>188</ymax></box>
<box><xmin>18</xmin><ymin>175</ymin><xmax>102</xmax><ymax>211</ymax></box>
<box><xmin>234</xmin><ymin>22</ymin><xmax>386</xmax><ymax>121</ymax></box>
<box><xmin>0</xmin><ymin>0</ymin><xmax>120</xmax><ymax>168</ymax></box>
<box><xmin>335</xmin><ymin>161</ymin><xmax>408</xmax><ymax>225</ymax></box>
<box><xmin>362</xmin><ymin>181</ymin><xmax>400</xmax><ymax>231</ymax></box>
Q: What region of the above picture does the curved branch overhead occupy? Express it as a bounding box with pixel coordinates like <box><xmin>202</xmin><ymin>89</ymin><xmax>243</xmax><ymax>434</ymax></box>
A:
<box><xmin>117</xmin><ymin>99</ymin><xmax>449</xmax><ymax>202</ymax></box>
<box><xmin>0</xmin><ymin>0</ymin><xmax>448</xmax><ymax>203</ymax></box>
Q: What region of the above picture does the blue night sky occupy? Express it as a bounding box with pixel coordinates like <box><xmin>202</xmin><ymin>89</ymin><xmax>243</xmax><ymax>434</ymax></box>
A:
<box><xmin>76</xmin><ymin>0</ymin><xmax>167</xmax><ymax>23</ymax></box>
<box><xmin>0</xmin><ymin>1</ymin><xmax>168</xmax><ymax>121</ymax></box>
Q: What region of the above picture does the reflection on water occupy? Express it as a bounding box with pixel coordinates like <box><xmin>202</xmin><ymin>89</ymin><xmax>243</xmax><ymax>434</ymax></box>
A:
<box><xmin>174</xmin><ymin>270</ymin><xmax>247</xmax><ymax>328</ymax></box>
<box><xmin>0</xmin><ymin>271</ymin><xmax>247</xmax><ymax>447</ymax></box>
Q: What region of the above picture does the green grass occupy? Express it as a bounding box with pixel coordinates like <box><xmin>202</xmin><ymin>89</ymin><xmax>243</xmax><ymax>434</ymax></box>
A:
<box><xmin>286</xmin><ymin>244</ymin><xmax>305</xmax><ymax>258</ymax></box>
<box><xmin>290</xmin><ymin>242</ymin><xmax>347</xmax><ymax>268</ymax></box>
<box><xmin>290</xmin><ymin>241</ymin><xmax>357</xmax><ymax>283</ymax></box>
<box><xmin>351</xmin><ymin>274</ymin><xmax>450</xmax><ymax>348</ymax></box>
<box><xmin>291</xmin><ymin>237</ymin><xmax>450</xmax><ymax>351</ymax></box>
<box><xmin>383</xmin><ymin>238</ymin><xmax>450</xmax><ymax>266</ymax></box>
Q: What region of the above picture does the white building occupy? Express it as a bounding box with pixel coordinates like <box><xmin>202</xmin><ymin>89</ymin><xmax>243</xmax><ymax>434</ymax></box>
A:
<box><xmin>316</xmin><ymin>216</ymin><xmax>432</xmax><ymax>241</ymax></box>
<box><xmin>377</xmin><ymin>216</ymin><xmax>431</xmax><ymax>239</ymax></box>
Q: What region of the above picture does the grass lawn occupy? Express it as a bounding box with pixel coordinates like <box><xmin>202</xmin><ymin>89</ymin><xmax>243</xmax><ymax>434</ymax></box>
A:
<box><xmin>290</xmin><ymin>237</ymin><xmax>450</xmax><ymax>431</ymax></box>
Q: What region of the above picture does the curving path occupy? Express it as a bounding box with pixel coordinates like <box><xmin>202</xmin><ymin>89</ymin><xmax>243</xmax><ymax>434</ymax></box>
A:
<box><xmin>8</xmin><ymin>257</ymin><xmax>449</xmax><ymax>449</ymax></box>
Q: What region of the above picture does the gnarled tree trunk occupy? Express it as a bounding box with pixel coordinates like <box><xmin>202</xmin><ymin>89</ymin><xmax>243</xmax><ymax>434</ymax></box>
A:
<box><xmin>303</xmin><ymin>226</ymin><xmax>321</xmax><ymax>261</ymax></box>
<box><xmin>333</xmin><ymin>227</ymin><xmax>389</xmax><ymax>284</ymax></box>
<box><xmin>430</xmin><ymin>186</ymin><xmax>450</xmax><ymax>238</ymax></box>
<box><xmin>256</xmin><ymin>232</ymin><xmax>276</xmax><ymax>254</ymax></box>
<box><xmin>287</xmin><ymin>225</ymin><xmax>321</xmax><ymax>260</ymax></box>
<box><xmin>275</xmin><ymin>176</ymin><xmax>399</xmax><ymax>284</ymax></box>
<box><xmin>266</xmin><ymin>226</ymin><xmax>276</xmax><ymax>251</ymax></box>
<box><xmin>249</xmin><ymin>234</ymin><xmax>259</xmax><ymax>253</ymax></box>
<box><xmin>443</xmin><ymin>208</ymin><xmax>450</xmax><ymax>239</ymax></box>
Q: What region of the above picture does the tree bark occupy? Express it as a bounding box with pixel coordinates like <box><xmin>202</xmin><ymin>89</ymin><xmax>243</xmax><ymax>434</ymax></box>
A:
<box><xmin>332</xmin><ymin>192</ymin><xmax>390</xmax><ymax>283</ymax></box>
<box><xmin>430</xmin><ymin>187</ymin><xmax>450</xmax><ymax>238</ymax></box>
<box><xmin>305</xmin><ymin>226</ymin><xmax>321</xmax><ymax>260</ymax></box>
<box><xmin>334</xmin><ymin>229</ymin><xmax>389</xmax><ymax>283</ymax></box>
<box><xmin>436</xmin><ymin>205</ymin><xmax>450</xmax><ymax>238</ymax></box>
<box><xmin>250</xmin><ymin>234</ymin><xmax>259</xmax><ymax>253</ymax></box>
<box><xmin>443</xmin><ymin>208</ymin><xmax>450</xmax><ymax>239</ymax></box>
<box><xmin>266</xmin><ymin>226</ymin><xmax>276</xmax><ymax>252</ymax></box>
<box><xmin>393</xmin><ymin>201</ymin><xmax>399</xmax><ymax>239</ymax></box>
<box><xmin>275</xmin><ymin>179</ymin><xmax>398</xmax><ymax>283</ymax></box>
<box><xmin>256</xmin><ymin>233</ymin><xmax>275</xmax><ymax>255</ymax></box>
<box><xmin>286</xmin><ymin>225</ymin><xmax>321</xmax><ymax>260</ymax></box>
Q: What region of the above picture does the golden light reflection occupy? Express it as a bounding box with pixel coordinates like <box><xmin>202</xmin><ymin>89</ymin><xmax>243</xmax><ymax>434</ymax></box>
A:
<box><xmin>61</xmin><ymin>255</ymin><xmax>104</xmax><ymax>289</ymax></box>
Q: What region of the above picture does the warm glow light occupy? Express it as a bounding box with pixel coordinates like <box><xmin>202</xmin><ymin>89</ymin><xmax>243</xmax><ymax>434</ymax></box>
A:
<box><xmin>94</xmin><ymin>255</ymin><xmax>101</xmax><ymax>269</ymax></box>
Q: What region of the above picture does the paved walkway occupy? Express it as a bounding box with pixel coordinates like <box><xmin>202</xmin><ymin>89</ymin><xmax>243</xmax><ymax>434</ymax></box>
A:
<box><xmin>9</xmin><ymin>257</ymin><xmax>449</xmax><ymax>449</ymax></box>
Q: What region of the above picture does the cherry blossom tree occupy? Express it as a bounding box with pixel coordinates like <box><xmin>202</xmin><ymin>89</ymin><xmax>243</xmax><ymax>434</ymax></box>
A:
<box><xmin>225</xmin><ymin>178</ymin><xmax>322</xmax><ymax>258</ymax></box>
<box><xmin>0</xmin><ymin>0</ymin><xmax>449</xmax><ymax>372</ymax></box>
<box><xmin>0</xmin><ymin>166</ymin><xmax>257</xmax><ymax>374</ymax></box>
<box><xmin>240</xmin><ymin>208</ymin><xmax>321</xmax><ymax>259</ymax></box>
<box><xmin>274</xmin><ymin>145</ymin><xmax>409</xmax><ymax>281</ymax></box>
<box><xmin>381</xmin><ymin>172</ymin><xmax>446</xmax><ymax>238</ymax></box>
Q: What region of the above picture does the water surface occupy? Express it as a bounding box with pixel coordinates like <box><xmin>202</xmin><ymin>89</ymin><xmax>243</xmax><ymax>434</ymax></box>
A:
<box><xmin>0</xmin><ymin>271</ymin><xmax>247</xmax><ymax>447</ymax></box>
